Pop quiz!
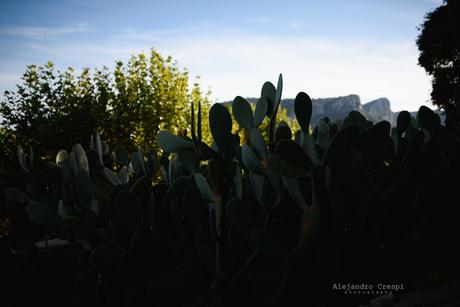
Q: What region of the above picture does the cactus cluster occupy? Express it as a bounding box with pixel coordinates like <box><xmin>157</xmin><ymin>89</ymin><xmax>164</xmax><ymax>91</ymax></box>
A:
<box><xmin>2</xmin><ymin>74</ymin><xmax>460</xmax><ymax>306</ymax></box>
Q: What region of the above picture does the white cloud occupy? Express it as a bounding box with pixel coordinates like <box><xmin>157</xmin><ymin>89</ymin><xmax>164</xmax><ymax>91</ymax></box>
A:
<box><xmin>156</xmin><ymin>31</ymin><xmax>433</xmax><ymax>111</ymax></box>
<box><xmin>0</xmin><ymin>23</ymin><xmax>90</xmax><ymax>38</ymax></box>
<box><xmin>2</xmin><ymin>26</ymin><xmax>433</xmax><ymax>112</ymax></box>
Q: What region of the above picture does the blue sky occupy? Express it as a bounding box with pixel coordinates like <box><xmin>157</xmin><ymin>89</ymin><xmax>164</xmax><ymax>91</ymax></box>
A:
<box><xmin>0</xmin><ymin>0</ymin><xmax>444</xmax><ymax>111</ymax></box>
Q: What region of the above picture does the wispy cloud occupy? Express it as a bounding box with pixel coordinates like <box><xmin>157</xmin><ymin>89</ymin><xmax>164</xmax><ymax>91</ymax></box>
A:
<box><xmin>242</xmin><ymin>17</ymin><xmax>270</xmax><ymax>24</ymax></box>
<box><xmin>424</xmin><ymin>0</ymin><xmax>443</xmax><ymax>5</ymax></box>
<box><xmin>158</xmin><ymin>33</ymin><xmax>432</xmax><ymax>111</ymax></box>
<box><xmin>288</xmin><ymin>22</ymin><xmax>303</xmax><ymax>29</ymax></box>
<box><xmin>1</xmin><ymin>24</ymin><xmax>433</xmax><ymax>112</ymax></box>
<box><xmin>0</xmin><ymin>23</ymin><xmax>90</xmax><ymax>38</ymax></box>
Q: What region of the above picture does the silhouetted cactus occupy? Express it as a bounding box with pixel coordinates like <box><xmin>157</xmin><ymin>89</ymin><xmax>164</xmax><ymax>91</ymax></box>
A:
<box><xmin>4</xmin><ymin>75</ymin><xmax>460</xmax><ymax>307</ymax></box>
<box><xmin>232</xmin><ymin>96</ymin><xmax>254</xmax><ymax>129</ymax></box>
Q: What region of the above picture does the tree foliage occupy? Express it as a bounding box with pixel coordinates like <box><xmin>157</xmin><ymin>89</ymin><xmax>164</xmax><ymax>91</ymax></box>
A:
<box><xmin>417</xmin><ymin>0</ymin><xmax>460</xmax><ymax>132</ymax></box>
<box><xmin>0</xmin><ymin>49</ymin><xmax>211</xmax><ymax>159</ymax></box>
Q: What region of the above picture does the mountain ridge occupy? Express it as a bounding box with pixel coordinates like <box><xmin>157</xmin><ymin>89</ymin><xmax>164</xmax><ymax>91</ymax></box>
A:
<box><xmin>223</xmin><ymin>94</ymin><xmax>443</xmax><ymax>126</ymax></box>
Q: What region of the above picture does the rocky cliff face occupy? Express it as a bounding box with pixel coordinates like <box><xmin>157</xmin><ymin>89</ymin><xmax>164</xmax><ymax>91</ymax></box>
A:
<box><xmin>275</xmin><ymin>94</ymin><xmax>363</xmax><ymax>123</ymax></box>
<box><xmin>312</xmin><ymin>94</ymin><xmax>363</xmax><ymax>124</ymax></box>
<box><xmin>362</xmin><ymin>97</ymin><xmax>395</xmax><ymax>125</ymax></box>
<box><xmin>232</xmin><ymin>95</ymin><xmax>441</xmax><ymax>126</ymax></box>
<box><xmin>254</xmin><ymin>94</ymin><xmax>394</xmax><ymax>125</ymax></box>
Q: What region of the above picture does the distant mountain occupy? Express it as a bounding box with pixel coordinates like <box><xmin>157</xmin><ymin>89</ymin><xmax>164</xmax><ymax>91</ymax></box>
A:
<box><xmin>362</xmin><ymin>97</ymin><xmax>394</xmax><ymax>124</ymax></box>
<box><xmin>225</xmin><ymin>95</ymin><xmax>444</xmax><ymax>126</ymax></box>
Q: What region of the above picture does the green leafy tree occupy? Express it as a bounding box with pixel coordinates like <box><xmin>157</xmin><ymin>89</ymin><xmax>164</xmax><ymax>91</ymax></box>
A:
<box><xmin>417</xmin><ymin>0</ymin><xmax>460</xmax><ymax>133</ymax></box>
<box><xmin>0</xmin><ymin>62</ymin><xmax>111</xmax><ymax>158</ymax></box>
<box><xmin>110</xmin><ymin>50</ymin><xmax>211</xmax><ymax>152</ymax></box>
<box><xmin>0</xmin><ymin>127</ymin><xmax>17</xmax><ymax>193</ymax></box>
<box><xmin>0</xmin><ymin>48</ymin><xmax>211</xmax><ymax>159</ymax></box>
